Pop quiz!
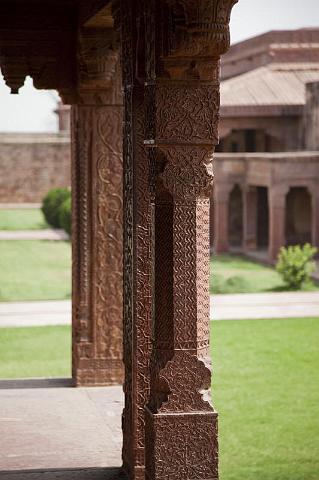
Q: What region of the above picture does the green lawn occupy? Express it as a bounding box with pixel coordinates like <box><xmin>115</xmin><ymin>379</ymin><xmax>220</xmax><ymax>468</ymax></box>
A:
<box><xmin>0</xmin><ymin>326</ymin><xmax>71</xmax><ymax>378</ymax></box>
<box><xmin>0</xmin><ymin>318</ymin><xmax>318</xmax><ymax>479</ymax></box>
<box><xmin>0</xmin><ymin>240</ymin><xmax>71</xmax><ymax>301</ymax></box>
<box><xmin>210</xmin><ymin>254</ymin><xmax>318</xmax><ymax>294</ymax></box>
<box><xmin>212</xmin><ymin>317</ymin><xmax>319</xmax><ymax>480</ymax></box>
<box><xmin>0</xmin><ymin>208</ymin><xmax>48</xmax><ymax>230</ymax></box>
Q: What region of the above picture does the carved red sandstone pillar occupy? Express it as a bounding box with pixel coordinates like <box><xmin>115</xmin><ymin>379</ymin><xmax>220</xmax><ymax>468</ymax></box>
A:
<box><xmin>143</xmin><ymin>2</ymin><xmax>237</xmax><ymax>479</ymax></box>
<box><xmin>213</xmin><ymin>183</ymin><xmax>233</xmax><ymax>253</ymax></box>
<box><xmin>268</xmin><ymin>185</ymin><xmax>288</xmax><ymax>264</ymax></box>
<box><xmin>243</xmin><ymin>185</ymin><xmax>258</xmax><ymax>251</ymax></box>
<box><xmin>121</xmin><ymin>2</ymin><xmax>152</xmax><ymax>477</ymax></box>
<box><xmin>71</xmin><ymin>31</ymin><xmax>124</xmax><ymax>386</ymax></box>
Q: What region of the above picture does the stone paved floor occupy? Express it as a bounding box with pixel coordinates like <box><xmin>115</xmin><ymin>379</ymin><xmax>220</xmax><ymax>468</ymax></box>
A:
<box><xmin>0</xmin><ymin>381</ymin><xmax>123</xmax><ymax>478</ymax></box>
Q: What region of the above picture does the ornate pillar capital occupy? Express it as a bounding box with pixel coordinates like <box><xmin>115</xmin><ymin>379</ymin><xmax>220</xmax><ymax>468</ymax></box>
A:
<box><xmin>74</xmin><ymin>27</ymin><xmax>122</xmax><ymax>106</ymax></box>
<box><xmin>160</xmin><ymin>147</ymin><xmax>214</xmax><ymax>201</ymax></box>
<box><xmin>155</xmin><ymin>0</ymin><xmax>238</xmax><ymax>80</ymax></box>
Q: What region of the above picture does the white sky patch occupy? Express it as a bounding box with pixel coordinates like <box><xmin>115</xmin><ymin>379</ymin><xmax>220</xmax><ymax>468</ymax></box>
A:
<box><xmin>0</xmin><ymin>74</ymin><xmax>59</xmax><ymax>133</ymax></box>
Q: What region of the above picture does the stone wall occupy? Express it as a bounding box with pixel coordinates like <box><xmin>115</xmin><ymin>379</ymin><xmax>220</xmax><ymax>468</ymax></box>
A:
<box><xmin>0</xmin><ymin>132</ymin><xmax>70</xmax><ymax>203</ymax></box>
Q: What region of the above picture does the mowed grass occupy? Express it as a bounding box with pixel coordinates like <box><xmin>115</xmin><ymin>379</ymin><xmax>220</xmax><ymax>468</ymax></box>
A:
<box><xmin>0</xmin><ymin>326</ymin><xmax>71</xmax><ymax>378</ymax></box>
<box><xmin>0</xmin><ymin>208</ymin><xmax>48</xmax><ymax>230</ymax></box>
<box><xmin>0</xmin><ymin>318</ymin><xmax>318</xmax><ymax>479</ymax></box>
<box><xmin>212</xmin><ymin>317</ymin><xmax>319</xmax><ymax>480</ymax></box>
<box><xmin>0</xmin><ymin>240</ymin><xmax>71</xmax><ymax>301</ymax></box>
<box><xmin>210</xmin><ymin>254</ymin><xmax>318</xmax><ymax>294</ymax></box>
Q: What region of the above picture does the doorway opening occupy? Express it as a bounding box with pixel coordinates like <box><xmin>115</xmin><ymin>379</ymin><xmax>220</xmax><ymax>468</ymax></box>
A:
<box><xmin>286</xmin><ymin>187</ymin><xmax>312</xmax><ymax>246</ymax></box>
<box><xmin>229</xmin><ymin>184</ymin><xmax>243</xmax><ymax>249</ymax></box>
<box><xmin>257</xmin><ymin>186</ymin><xmax>269</xmax><ymax>250</ymax></box>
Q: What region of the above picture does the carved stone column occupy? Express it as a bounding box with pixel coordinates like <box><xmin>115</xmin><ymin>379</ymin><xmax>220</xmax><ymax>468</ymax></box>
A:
<box><xmin>243</xmin><ymin>185</ymin><xmax>258</xmax><ymax>251</ymax></box>
<box><xmin>143</xmin><ymin>2</ymin><xmax>237</xmax><ymax>479</ymax></box>
<box><xmin>121</xmin><ymin>2</ymin><xmax>152</xmax><ymax>478</ymax></box>
<box><xmin>268</xmin><ymin>185</ymin><xmax>288</xmax><ymax>263</ymax></box>
<box><xmin>72</xmin><ymin>28</ymin><xmax>124</xmax><ymax>386</ymax></box>
<box><xmin>213</xmin><ymin>183</ymin><xmax>233</xmax><ymax>253</ymax></box>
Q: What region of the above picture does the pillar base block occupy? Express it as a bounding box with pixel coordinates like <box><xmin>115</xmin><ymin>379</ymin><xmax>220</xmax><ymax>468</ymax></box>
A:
<box><xmin>145</xmin><ymin>407</ymin><xmax>218</xmax><ymax>480</ymax></box>
<box><xmin>74</xmin><ymin>358</ymin><xmax>124</xmax><ymax>386</ymax></box>
<box><xmin>122</xmin><ymin>462</ymin><xmax>145</xmax><ymax>480</ymax></box>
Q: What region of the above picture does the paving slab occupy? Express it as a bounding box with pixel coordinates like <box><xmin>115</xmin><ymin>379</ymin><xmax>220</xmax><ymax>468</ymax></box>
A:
<box><xmin>211</xmin><ymin>291</ymin><xmax>319</xmax><ymax>320</ymax></box>
<box><xmin>0</xmin><ymin>382</ymin><xmax>123</xmax><ymax>473</ymax></box>
<box><xmin>0</xmin><ymin>229</ymin><xmax>69</xmax><ymax>241</ymax></box>
<box><xmin>0</xmin><ymin>301</ymin><xmax>71</xmax><ymax>327</ymax></box>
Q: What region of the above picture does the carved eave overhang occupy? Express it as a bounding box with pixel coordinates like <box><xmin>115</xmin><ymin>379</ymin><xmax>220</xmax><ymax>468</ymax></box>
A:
<box><xmin>0</xmin><ymin>0</ymin><xmax>114</xmax><ymax>102</ymax></box>
<box><xmin>0</xmin><ymin>1</ymin><xmax>78</xmax><ymax>99</ymax></box>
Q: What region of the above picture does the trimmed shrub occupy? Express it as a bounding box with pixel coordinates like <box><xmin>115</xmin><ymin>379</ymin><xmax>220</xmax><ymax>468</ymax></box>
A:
<box><xmin>42</xmin><ymin>188</ymin><xmax>70</xmax><ymax>228</ymax></box>
<box><xmin>276</xmin><ymin>243</ymin><xmax>317</xmax><ymax>290</ymax></box>
<box><xmin>59</xmin><ymin>197</ymin><xmax>71</xmax><ymax>236</ymax></box>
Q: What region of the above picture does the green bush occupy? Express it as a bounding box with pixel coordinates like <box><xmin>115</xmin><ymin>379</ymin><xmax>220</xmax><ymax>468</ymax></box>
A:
<box><xmin>276</xmin><ymin>243</ymin><xmax>317</xmax><ymax>290</ymax></box>
<box><xmin>59</xmin><ymin>197</ymin><xmax>71</xmax><ymax>236</ymax></box>
<box><xmin>42</xmin><ymin>188</ymin><xmax>70</xmax><ymax>228</ymax></box>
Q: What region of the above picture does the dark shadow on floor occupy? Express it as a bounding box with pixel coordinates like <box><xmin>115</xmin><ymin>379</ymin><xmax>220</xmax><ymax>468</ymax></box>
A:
<box><xmin>0</xmin><ymin>467</ymin><xmax>125</xmax><ymax>480</ymax></box>
<box><xmin>0</xmin><ymin>378</ymin><xmax>73</xmax><ymax>389</ymax></box>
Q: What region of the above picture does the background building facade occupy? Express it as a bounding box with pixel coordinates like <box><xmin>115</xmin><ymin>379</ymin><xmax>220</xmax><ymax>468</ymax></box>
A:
<box><xmin>213</xmin><ymin>28</ymin><xmax>319</xmax><ymax>262</ymax></box>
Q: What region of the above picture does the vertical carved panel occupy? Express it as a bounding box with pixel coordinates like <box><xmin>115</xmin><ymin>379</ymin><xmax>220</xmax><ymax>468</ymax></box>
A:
<box><xmin>92</xmin><ymin>106</ymin><xmax>123</xmax><ymax>377</ymax></box>
<box><xmin>72</xmin><ymin>106</ymin><xmax>93</xmax><ymax>381</ymax></box>
<box><xmin>122</xmin><ymin>0</ymin><xmax>134</xmax><ymax>469</ymax></box>
<box><xmin>121</xmin><ymin>0</ymin><xmax>153</xmax><ymax>478</ymax></box>
<box><xmin>133</xmin><ymin>87</ymin><xmax>152</xmax><ymax>474</ymax></box>
<box><xmin>72</xmin><ymin>101</ymin><xmax>124</xmax><ymax>386</ymax></box>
